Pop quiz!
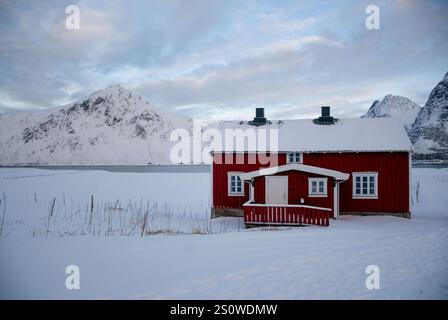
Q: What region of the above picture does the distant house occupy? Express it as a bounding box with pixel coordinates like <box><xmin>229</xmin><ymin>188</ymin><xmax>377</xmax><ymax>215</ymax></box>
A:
<box><xmin>211</xmin><ymin>107</ymin><xmax>412</xmax><ymax>227</ymax></box>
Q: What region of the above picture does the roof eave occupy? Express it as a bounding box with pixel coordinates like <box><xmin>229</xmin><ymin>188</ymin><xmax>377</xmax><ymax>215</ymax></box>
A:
<box><xmin>239</xmin><ymin>163</ymin><xmax>350</xmax><ymax>181</ymax></box>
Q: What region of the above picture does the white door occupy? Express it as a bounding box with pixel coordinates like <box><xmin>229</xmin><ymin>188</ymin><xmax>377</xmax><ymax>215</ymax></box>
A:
<box><xmin>265</xmin><ymin>176</ymin><xmax>288</xmax><ymax>204</ymax></box>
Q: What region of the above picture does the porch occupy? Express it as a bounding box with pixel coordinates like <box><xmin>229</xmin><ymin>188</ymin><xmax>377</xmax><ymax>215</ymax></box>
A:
<box><xmin>239</xmin><ymin>163</ymin><xmax>350</xmax><ymax>227</ymax></box>
<box><xmin>243</xmin><ymin>202</ymin><xmax>332</xmax><ymax>227</ymax></box>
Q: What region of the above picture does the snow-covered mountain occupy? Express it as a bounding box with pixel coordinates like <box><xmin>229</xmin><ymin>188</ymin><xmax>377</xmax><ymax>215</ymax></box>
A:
<box><xmin>0</xmin><ymin>85</ymin><xmax>192</xmax><ymax>165</ymax></box>
<box><xmin>362</xmin><ymin>95</ymin><xmax>421</xmax><ymax>132</ymax></box>
<box><xmin>409</xmin><ymin>73</ymin><xmax>448</xmax><ymax>160</ymax></box>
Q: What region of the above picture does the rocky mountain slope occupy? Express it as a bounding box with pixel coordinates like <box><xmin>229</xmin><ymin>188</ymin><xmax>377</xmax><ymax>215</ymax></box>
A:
<box><xmin>362</xmin><ymin>73</ymin><xmax>448</xmax><ymax>162</ymax></box>
<box><xmin>409</xmin><ymin>73</ymin><xmax>448</xmax><ymax>161</ymax></box>
<box><xmin>0</xmin><ymin>85</ymin><xmax>192</xmax><ymax>165</ymax></box>
<box><xmin>362</xmin><ymin>95</ymin><xmax>421</xmax><ymax>133</ymax></box>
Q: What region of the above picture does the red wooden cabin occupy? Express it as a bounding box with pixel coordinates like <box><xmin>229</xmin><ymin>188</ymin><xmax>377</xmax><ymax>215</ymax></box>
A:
<box><xmin>211</xmin><ymin>107</ymin><xmax>412</xmax><ymax>227</ymax></box>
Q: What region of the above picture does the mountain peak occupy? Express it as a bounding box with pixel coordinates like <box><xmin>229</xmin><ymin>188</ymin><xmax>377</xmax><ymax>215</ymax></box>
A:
<box><xmin>96</xmin><ymin>84</ymin><xmax>127</xmax><ymax>96</ymax></box>
<box><xmin>380</xmin><ymin>94</ymin><xmax>419</xmax><ymax>109</ymax></box>
<box><xmin>106</xmin><ymin>83</ymin><xmax>124</xmax><ymax>90</ymax></box>
<box><xmin>65</xmin><ymin>85</ymin><xmax>154</xmax><ymax>118</ymax></box>
<box><xmin>362</xmin><ymin>94</ymin><xmax>420</xmax><ymax>132</ymax></box>
<box><xmin>87</xmin><ymin>84</ymin><xmax>133</xmax><ymax>101</ymax></box>
<box><xmin>0</xmin><ymin>86</ymin><xmax>191</xmax><ymax>165</ymax></box>
<box><xmin>383</xmin><ymin>94</ymin><xmax>396</xmax><ymax>99</ymax></box>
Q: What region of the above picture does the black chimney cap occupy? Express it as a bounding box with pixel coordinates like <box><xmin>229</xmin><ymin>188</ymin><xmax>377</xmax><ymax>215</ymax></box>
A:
<box><xmin>249</xmin><ymin>107</ymin><xmax>268</xmax><ymax>126</ymax></box>
<box><xmin>314</xmin><ymin>106</ymin><xmax>337</xmax><ymax>125</ymax></box>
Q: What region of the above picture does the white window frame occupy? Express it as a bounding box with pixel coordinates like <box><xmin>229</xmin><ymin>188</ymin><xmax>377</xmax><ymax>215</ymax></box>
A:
<box><xmin>308</xmin><ymin>177</ymin><xmax>327</xmax><ymax>197</ymax></box>
<box><xmin>352</xmin><ymin>172</ymin><xmax>378</xmax><ymax>199</ymax></box>
<box><xmin>286</xmin><ymin>152</ymin><xmax>302</xmax><ymax>164</ymax></box>
<box><xmin>227</xmin><ymin>172</ymin><xmax>244</xmax><ymax>196</ymax></box>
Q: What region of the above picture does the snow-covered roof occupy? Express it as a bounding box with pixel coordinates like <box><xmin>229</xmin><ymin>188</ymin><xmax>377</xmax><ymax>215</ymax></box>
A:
<box><xmin>210</xmin><ymin>117</ymin><xmax>412</xmax><ymax>153</ymax></box>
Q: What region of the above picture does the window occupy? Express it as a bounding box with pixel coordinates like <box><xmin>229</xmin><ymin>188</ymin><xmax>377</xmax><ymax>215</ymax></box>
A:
<box><xmin>228</xmin><ymin>172</ymin><xmax>244</xmax><ymax>196</ymax></box>
<box><xmin>286</xmin><ymin>152</ymin><xmax>302</xmax><ymax>164</ymax></box>
<box><xmin>308</xmin><ymin>177</ymin><xmax>327</xmax><ymax>197</ymax></box>
<box><xmin>353</xmin><ymin>173</ymin><xmax>378</xmax><ymax>198</ymax></box>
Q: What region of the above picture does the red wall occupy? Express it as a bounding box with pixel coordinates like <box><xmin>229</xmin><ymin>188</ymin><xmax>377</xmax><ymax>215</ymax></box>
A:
<box><xmin>212</xmin><ymin>153</ymin><xmax>287</xmax><ymax>209</ymax></box>
<box><xmin>304</xmin><ymin>152</ymin><xmax>409</xmax><ymax>213</ymax></box>
<box><xmin>212</xmin><ymin>152</ymin><xmax>410</xmax><ymax>213</ymax></box>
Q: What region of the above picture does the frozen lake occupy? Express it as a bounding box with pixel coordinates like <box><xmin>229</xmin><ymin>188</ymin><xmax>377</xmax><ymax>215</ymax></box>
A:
<box><xmin>0</xmin><ymin>164</ymin><xmax>211</xmax><ymax>173</ymax></box>
<box><xmin>0</xmin><ymin>163</ymin><xmax>446</xmax><ymax>173</ymax></box>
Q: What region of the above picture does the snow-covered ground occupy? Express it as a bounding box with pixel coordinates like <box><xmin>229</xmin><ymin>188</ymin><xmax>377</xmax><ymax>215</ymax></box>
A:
<box><xmin>0</xmin><ymin>167</ymin><xmax>447</xmax><ymax>299</ymax></box>
<box><xmin>0</xmin><ymin>167</ymin><xmax>220</xmax><ymax>237</ymax></box>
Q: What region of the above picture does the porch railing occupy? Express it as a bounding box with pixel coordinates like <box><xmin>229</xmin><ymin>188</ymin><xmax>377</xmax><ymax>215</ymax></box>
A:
<box><xmin>243</xmin><ymin>202</ymin><xmax>331</xmax><ymax>227</ymax></box>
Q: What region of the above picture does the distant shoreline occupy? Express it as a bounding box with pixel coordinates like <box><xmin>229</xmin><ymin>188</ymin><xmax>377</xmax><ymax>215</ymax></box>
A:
<box><xmin>1</xmin><ymin>163</ymin><xmax>447</xmax><ymax>172</ymax></box>
<box><xmin>0</xmin><ymin>164</ymin><xmax>211</xmax><ymax>173</ymax></box>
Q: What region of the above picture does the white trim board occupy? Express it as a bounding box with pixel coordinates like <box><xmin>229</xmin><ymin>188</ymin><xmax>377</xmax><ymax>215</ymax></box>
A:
<box><xmin>408</xmin><ymin>151</ymin><xmax>412</xmax><ymax>213</ymax></box>
<box><xmin>240</xmin><ymin>163</ymin><xmax>349</xmax><ymax>181</ymax></box>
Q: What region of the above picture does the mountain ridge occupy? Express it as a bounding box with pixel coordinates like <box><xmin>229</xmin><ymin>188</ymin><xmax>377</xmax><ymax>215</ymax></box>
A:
<box><xmin>0</xmin><ymin>85</ymin><xmax>191</xmax><ymax>165</ymax></box>
<box><xmin>409</xmin><ymin>73</ymin><xmax>448</xmax><ymax>160</ymax></box>
<box><xmin>362</xmin><ymin>72</ymin><xmax>448</xmax><ymax>162</ymax></box>
<box><xmin>2</xmin><ymin>74</ymin><xmax>447</xmax><ymax>165</ymax></box>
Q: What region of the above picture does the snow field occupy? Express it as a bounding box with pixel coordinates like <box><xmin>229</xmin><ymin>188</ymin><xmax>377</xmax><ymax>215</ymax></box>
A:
<box><xmin>0</xmin><ymin>167</ymin><xmax>447</xmax><ymax>299</ymax></box>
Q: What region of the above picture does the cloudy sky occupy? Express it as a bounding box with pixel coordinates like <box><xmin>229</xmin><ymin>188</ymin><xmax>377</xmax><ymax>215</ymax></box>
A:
<box><xmin>0</xmin><ymin>0</ymin><xmax>447</xmax><ymax>120</ymax></box>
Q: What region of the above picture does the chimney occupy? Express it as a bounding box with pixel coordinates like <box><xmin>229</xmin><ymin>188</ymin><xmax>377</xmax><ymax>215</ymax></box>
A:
<box><xmin>250</xmin><ymin>107</ymin><xmax>267</xmax><ymax>126</ymax></box>
<box><xmin>314</xmin><ymin>106</ymin><xmax>337</xmax><ymax>125</ymax></box>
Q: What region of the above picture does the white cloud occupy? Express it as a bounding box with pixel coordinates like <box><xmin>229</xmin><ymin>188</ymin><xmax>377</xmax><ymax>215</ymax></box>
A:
<box><xmin>0</xmin><ymin>0</ymin><xmax>447</xmax><ymax>120</ymax></box>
